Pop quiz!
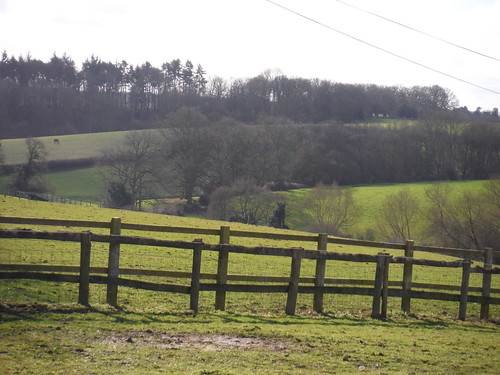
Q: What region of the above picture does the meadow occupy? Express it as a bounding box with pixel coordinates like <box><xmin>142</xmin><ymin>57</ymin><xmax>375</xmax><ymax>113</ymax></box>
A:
<box><xmin>1</xmin><ymin>130</ymin><xmax>132</xmax><ymax>165</ymax></box>
<box><xmin>0</xmin><ymin>195</ymin><xmax>499</xmax><ymax>374</ymax></box>
<box><xmin>284</xmin><ymin>180</ymin><xmax>487</xmax><ymax>241</ymax></box>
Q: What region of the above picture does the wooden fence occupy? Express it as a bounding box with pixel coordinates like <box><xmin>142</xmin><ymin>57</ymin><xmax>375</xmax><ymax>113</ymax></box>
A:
<box><xmin>0</xmin><ymin>216</ymin><xmax>499</xmax><ymax>320</ymax></box>
<box><xmin>12</xmin><ymin>191</ymin><xmax>100</xmax><ymax>207</ymax></box>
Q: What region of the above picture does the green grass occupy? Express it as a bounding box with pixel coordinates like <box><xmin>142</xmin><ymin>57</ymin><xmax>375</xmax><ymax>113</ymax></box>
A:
<box><xmin>284</xmin><ymin>180</ymin><xmax>487</xmax><ymax>242</ymax></box>
<box><xmin>1</xmin><ymin>305</ymin><xmax>498</xmax><ymax>375</ymax></box>
<box><xmin>44</xmin><ymin>167</ymin><xmax>105</xmax><ymax>201</ymax></box>
<box><xmin>0</xmin><ymin>164</ymin><xmax>490</xmax><ymax>245</ymax></box>
<box><xmin>0</xmin><ymin>167</ymin><xmax>105</xmax><ymax>201</ymax></box>
<box><xmin>1</xmin><ymin>129</ymin><xmax>139</xmax><ymax>165</ymax></box>
<box><xmin>0</xmin><ymin>196</ymin><xmax>499</xmax><ymax>374</ymax></box>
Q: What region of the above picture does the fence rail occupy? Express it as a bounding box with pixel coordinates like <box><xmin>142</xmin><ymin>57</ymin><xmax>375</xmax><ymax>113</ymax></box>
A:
<box><xmin>1</xmin><ymin>215</ymin><xmax>498</xmax><ymax>262</ymax></box>
<box><xmin>11</xmin><ymin>191</ymin><xmax>100</xmax><ymax>207</ymax></box>
<box><xmin>0</xmin><ymin>216</ymin><xmax>499</xmax><ymax>320</ymax></box>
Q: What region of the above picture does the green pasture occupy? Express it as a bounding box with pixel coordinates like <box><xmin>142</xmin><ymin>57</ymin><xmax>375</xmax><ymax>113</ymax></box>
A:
<box><xmin>0</xmin><ymin>173</ymin><xmax>490</xmax><ymax>243</ymax></box>
<box><xmin>44</xmin><ymin>167</ymin><xmax>105</xmax><ymax>201</ymax></box>
<box><xmin>0</xmin><ymin>305</ymin><xmax>497</xmax><ymax>375</ymax></box>
<box><xmin>285</xmin><ymin>180</ymin><xmax>487</xmax><ymax>242</ymax></box>
<box><xmin>1</xmin><ymin>129</ymin><xmax>137</xmax><ymax>165</ymax></box>
<box><xmin>1</xmin><ymin>298</ymin><xmax>497</xmax><ymax>375</ymax></box>
<box><xmin>0</xmin><ymin>167</ymin><xmax>105</xmax><ymax>201</ymax></box>
<box><xmin>0</xmin><ymin>120</ymin><xmax>410</xmax><ymax>167</ymax></box>
<box><xmin>0</xmin><ymin>195</ymin><xmax>497</xmax><ymax>314</ymax></box>
<box><xmin>0</xmin><ymin>196</ymin><xmax>499</xmax><ymax>374</ymax></box>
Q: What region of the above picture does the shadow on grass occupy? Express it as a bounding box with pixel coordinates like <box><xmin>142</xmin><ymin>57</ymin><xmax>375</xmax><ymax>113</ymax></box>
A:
<box><xmin>1</xmin><ymin>302</ymin><xmax>498</xmax><ymax>332</ymax></box>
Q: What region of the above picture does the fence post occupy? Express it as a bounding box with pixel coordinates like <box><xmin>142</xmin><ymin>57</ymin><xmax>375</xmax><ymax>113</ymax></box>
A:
<box><xmin>286</xmin><ymin>248</ymin><xmax>303</xmax><ymax>316</ymax></box>
<box><xmin>78</xmin><ymin>231</ymin><xmax>92</xmax><ymax>306</ymax></box>
<box><xmin>106</xmin><ymin>217</ymin><xmax>121</xmax><ymax>306</ymax></box>
<box><xmin>480</xmin><ymin>248</ymin><xmax>493</xmax><ymax>320</ymax></box>
<box><xmin>190</xmin><ymin>240</ymin><xmax>203</xmax><ymax>313</ymax></box>
<box><xmin>372</xmin><ymin>253</ymin><xmax>385</xmax><ymax>319</ymax></box>
<box><xmin>215</xmin><ymin>226</ymin><xmax>230</xmax><ymax>311</ymax></box>
<box><xmin>401</xmin><ymin>240</ymin><xmax>414</xmax><ymax>314</ymax></box>
<box><xmin>458</xmin><ymin>259</ymin><xmax>471</xmax><ymax>321</ymax></box>
<box><xmin>313</xmin><ymin>233</ymin><xmax>328</xmax><ymax>313</ymax></box>
<box><xmin>381</xmin><ymin>253</ymin><xmax>391</xmax><ymax>320</ymax></box>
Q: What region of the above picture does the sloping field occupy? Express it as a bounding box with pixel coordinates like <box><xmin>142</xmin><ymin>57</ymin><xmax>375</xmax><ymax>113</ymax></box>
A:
<box><xmin>1</xmin><ymin>129</ymin><xmax>136</xmax><ymax>165</ymax></box>
<box><xmin>285</xmin><ymin>180</ymin><xmax>487</xmax><ymax>241</ymax></box>
<box><xmin>0</xmin><ymin>196</ymin><xmax>499</xmax><ymax>374</ymax></box>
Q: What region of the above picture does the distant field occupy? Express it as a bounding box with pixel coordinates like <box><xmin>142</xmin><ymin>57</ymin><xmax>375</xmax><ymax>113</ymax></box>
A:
<box><xmin>1</xmin><ymin>129</ymin><xmax>143</xmax><ymax>165</ymax></box>
<box><xmin>284</xmin><ymin>180</ymin><xmax>487</xmax><ymax>242</ymax></box>
<box><xmin>1</xmin><ymin>120</ymin><xmax>413</xmax><ymax>166</ymax></box>
<box><xmin>0</xmin><ymin>170</ymin><xmax>488</xmax><ymax>241</ymax></box>
<box><xmin>45</xmin><ymin>167</ymin><xmax>105</xmax><ymax>201</ymax></box>
<box><xmin>0</xmin><ymin>166</ymin><xmax>104</xmax><ymax>201</ymax></box>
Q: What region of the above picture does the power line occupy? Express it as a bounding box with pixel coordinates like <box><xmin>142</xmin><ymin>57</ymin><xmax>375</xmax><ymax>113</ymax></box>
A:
<box><xmin>336</xmin><ymin>0</ymin><xmax>500</xmax><ymax>63</ymax></box>
<box><xmin>265</xmin><ymin>0</ymin><xmax>500</xmax><ymax>95</ymax></box>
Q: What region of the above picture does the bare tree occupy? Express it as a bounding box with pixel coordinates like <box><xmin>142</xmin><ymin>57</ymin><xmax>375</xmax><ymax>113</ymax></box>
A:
<box><xmin>9</xmin><ymin>138</ymin><xmax>51</xmax><ymax>193</ymax></box>
<box><xmin>101</xmin><ymin>130</ymin><xmax>161</xmax><ymax>210</ymax></box>
<box><xmin>425</xmin><ymin>180</ymin><xmax>500</xmax><ymax>250</ymax></box>
<box><xmin>207</xmin><ymin>185</ymin><xmax>233</xmax><ymax>220</ymax></box>
<box><xmin>303</xmin><ymin>183</ymin><xmax>360</xmax><ymax>235</ymax></box>
<box><xmin>207</xmin><ymin>177</ymin><xmax>277</xmax><ymax>225</ymax></box>
<box><xmin>229</xmin><ymin>178</ymin><xmax>276</xmax><ymax>225</ymax></box>
<box><xmin>162</xmin><ymin>107</ymin><xmax>213</xmax><ymax>205</ymax></box>
<box><xmin>378</xmin><ymin>188</ymin><xmax>419</xmax><ymax>242</ymax></box>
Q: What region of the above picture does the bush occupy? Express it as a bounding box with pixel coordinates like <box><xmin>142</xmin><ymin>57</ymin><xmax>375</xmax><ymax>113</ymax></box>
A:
<box><xmin>106</xmin><ymin>182</ymin><xmax>133</xmax><ymax>208</ymax></box>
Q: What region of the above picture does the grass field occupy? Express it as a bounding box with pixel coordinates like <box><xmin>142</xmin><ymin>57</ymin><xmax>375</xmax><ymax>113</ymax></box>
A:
<box><xmin>0</xmin><ymin>167</ymin><xmax>105</xmax><ymax>201</ymax></box>
<box><xmin>283</xmin><ymin>180</ymin><xmax>487</xmax><ymax>242</ymax></box>
<box><xmin>0</xmin><ymin>130</ymin><xmax>135</xmax><ymax>165</ymax></box>
<box><xmin>0</xmin><ymin>196</ymin><xmax>499</xmax><ymax>374</ymax></box>
<box><xmin>0</xmin><ymin>173</ymin><xmax>489</xmax><ymax>243</ymax></box>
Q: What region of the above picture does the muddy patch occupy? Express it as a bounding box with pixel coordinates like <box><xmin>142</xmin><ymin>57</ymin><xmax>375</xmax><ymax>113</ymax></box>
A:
<box><xmin>100</xmin><ymin>331</ymin><xmax>296</xmax><ymax>352</ymax></box>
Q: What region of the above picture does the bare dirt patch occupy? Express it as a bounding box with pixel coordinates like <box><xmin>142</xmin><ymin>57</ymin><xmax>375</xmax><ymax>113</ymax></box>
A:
<box><xmin>100</xmin><ymin>331</ymin><xmax>296</xmax><ymax>352</ymax></box>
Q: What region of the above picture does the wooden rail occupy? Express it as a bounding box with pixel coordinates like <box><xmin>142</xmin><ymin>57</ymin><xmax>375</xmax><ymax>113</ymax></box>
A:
<box><xmin>1</xmin><ymin>224</ymin><xmax>499</xmax><ymax>320</ymax></box>
<box><xmin>1</xmin><ymin>216</ymin><xmax>498</xmax><ymax>262</ymax></box>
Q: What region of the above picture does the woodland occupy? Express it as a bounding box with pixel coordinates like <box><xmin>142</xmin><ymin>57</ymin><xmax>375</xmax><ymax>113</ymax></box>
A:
<box><xmin>0</xmin><ymin>51</ymin><xmax>498</xmax><ymax>139</ymax></box>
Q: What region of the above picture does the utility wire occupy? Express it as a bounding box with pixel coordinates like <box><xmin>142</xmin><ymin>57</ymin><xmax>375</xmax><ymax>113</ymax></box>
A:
<box><xmin>336</xmin><ymin>0</ymin><xmax>500</xmax><ymax>62</ymax></box>
<box><xmin>266</xmin><ymin>0</ymin><xmax>500</xmax><ymax>95</ymax></box>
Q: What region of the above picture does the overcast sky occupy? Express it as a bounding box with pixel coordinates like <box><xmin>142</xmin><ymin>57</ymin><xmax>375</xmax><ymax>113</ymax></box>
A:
<box><xmin>1</xmin><ymin>0</ymin><xmax>499</xmax><ymax>110</ymax></box>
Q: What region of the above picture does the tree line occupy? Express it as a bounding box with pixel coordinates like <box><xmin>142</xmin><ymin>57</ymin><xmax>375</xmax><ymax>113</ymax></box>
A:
<box><xmin>2</xmin><ymin>51</ymin><xmax>498</xmax><ymax>139</ymax></box>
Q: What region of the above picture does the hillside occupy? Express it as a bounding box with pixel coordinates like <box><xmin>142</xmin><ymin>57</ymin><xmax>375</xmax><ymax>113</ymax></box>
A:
<box><xmin>0</xmin><ymin>177</ymin><xmax>490</xmax><ymax>245</ymax></box>
<box><xmin>1</xmin><ymin>130</ymin><xmax>131</xmax><ymax>166</ymax></box>
<box><xmin>1</xmin><ymin>195</ymin><xmax>499</xmax><ymax>374</ymax></box>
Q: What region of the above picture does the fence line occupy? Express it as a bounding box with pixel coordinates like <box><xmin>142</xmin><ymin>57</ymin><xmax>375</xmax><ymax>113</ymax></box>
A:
<box><xmin>1</xmin><ymin>216</ymin><xmax>498</xmax><ymax>262</ymax></box>
<box><xmin>1</xmin><ymin>221</ymin><xmax>499</xmax><ymax>320</ymax></box>
<box><xmin>11</xmin><ymin>192</ymin><xmax>101</xmax><ymax>207</ymax></box>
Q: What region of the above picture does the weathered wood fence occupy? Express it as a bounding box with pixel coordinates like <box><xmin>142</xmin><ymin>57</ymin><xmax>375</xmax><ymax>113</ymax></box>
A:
<box><xmin>0</xmin><ymin>216</ymin><xmax>499</xmax><ymax>320</ymax></box>
<box><xmin>12</xmin><ymin>191</ymin><xmax>100</xmax><ymax>207</ymax></box>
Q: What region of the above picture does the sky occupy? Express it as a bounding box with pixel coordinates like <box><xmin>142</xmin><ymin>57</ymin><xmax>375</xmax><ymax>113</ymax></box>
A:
<box><xmin>1</xmin><ymin>0</ymin><xmax>499</xmax><ymax>110</ymax></box>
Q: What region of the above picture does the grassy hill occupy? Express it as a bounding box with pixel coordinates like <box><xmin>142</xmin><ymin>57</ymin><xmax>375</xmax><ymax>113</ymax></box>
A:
<box><xmin>283</xmin><ymin>180</ymin><xmax>487</xmax><ymax>242</ymax></box>
<box><xmin>0</xmin><ymin>166</ymin><xmax>104</xmax><ymax>201</ymax></box>
<box><xmin>0</xmin><ymin>195</ymin><xmax>499</xmax><ymax>374</ymax></box>
<box><xmin>1</xmin><ymin>130</ymin><xmax>133</xmax><ymax>165</ymax></box>
<box><xmin>0</xmin><ymin>173</ymin><xmax>489</xmax><ymax>243</ymax></box>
